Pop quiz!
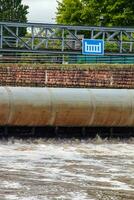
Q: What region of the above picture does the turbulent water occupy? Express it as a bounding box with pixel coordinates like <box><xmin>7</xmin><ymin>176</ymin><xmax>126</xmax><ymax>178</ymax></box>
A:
<box><xmin>0</xmin><ymin>138</ymin><xmax>133</xmax><ymax>200</ymax></box>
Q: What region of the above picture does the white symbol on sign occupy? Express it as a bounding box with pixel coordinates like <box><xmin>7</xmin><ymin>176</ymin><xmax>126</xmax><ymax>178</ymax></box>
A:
<box><xmin>85</xmin><ymin>42</ymin><xmax>102</xmax><ymax>53</ymax></box>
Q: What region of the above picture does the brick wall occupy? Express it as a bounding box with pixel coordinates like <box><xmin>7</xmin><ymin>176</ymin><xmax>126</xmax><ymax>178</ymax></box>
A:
<box><xmin>0</xmin><ymin>64</ymin><xmax>134</xmax><ymax>88</ymax></box>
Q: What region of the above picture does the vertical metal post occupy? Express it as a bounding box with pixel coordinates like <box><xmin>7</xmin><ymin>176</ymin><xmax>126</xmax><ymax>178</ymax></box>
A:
<box><xmin>62</xmin><ymin>54</ymin><xmax>65</xmax><ymax>64</ymax></box>
<box><xmin>129</xmin><ymin>32</ymin><xmax>133</xmax><ymax>52</ymax></box>
<box><xmin>45</xmin><ymin>29</ymin><xmax>48</xmax><ymax>48</ymax></box>
<box><xmin>91</xmin><ymin>30</ymin><xmax>94</xmax><ymax>39</ymax></box>
<box><xmin>74</xmin><ymin>30</ymin><xmax>77</xmax><ymax>49</ymax></box>
<box><xmin>62</xmin><ymin>28</ymin><xmax>64</xmax><ymax>52</ymax></box>
<box><xmin>62</xmin><ymin>29</ymin><xmax>65</xmax><ymax>63</ymax></box>
<box><xmin>31</xmin><ymin>26</ymin><xmax>34</xmax><ymax>50</ymax></box>
<box><xmin>120</xmin><ymin>31</ymin><xmax>123</xmax><ymax>53</ymax></box>
<box><xmin>16</xmin><ymin>27</ymin><xmax>19</xmax><ymax>48</ymax></box>
<box><xmin>102</xmin><ymin>31</ymin><xmax>105</xmax><ymax>40</ymax></box>
<box><xmin>0</xmin><ymin>25</ymin><xmax>3</xmax><ymax>48</ymax></box>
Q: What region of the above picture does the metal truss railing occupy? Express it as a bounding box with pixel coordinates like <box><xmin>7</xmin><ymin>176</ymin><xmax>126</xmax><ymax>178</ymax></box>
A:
<box><xmin>1</xmin><ymin>21</ymin><xmax>134</xmax><ymax>55</ymax></box>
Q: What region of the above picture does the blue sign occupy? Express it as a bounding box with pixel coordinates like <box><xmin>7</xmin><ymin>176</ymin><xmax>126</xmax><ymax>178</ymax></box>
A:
<box><xmin>82</xmin><ymin>39</ymin><xmax>104</xmax><ymax>55</ymax></box>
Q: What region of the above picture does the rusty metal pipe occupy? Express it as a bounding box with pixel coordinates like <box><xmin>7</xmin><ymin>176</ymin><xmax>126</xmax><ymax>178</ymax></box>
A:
<box><xmin>0</xmin><ymin>87</ymin><xmax>134</xmax><ymax>127</ymax></box>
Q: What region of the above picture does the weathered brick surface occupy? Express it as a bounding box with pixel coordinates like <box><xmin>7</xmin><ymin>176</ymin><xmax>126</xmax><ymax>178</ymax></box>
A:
<box><xmin>0</xmin><ymin>65</ymin><xmax>133</xmax><ymax>88</ymax></box>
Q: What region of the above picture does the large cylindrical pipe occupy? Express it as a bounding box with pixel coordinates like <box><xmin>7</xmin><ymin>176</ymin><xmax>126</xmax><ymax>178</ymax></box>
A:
<box><xmin>0</xmin><ymin>87</ymin><xmax>133</xmax><ymax>127</ymax></box>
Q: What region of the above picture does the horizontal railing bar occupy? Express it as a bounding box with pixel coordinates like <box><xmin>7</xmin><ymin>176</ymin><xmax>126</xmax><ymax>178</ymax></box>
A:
<box><xmin>1</xmin><ymin>21</ymin><xmax>134</xmax><ymax>32</ymax></box>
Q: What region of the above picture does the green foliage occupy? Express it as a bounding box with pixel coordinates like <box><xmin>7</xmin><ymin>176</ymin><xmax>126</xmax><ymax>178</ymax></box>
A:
<box><xmin>0</xmin><ymin>0</ymin><xmax>29</xmax><ymax>22</ymax></box>
<box><xmin>56</xmin><ymin>0</ymin><xmax>134</xmax><ymax>27</ymax></box>
<box><xmin>56</xmin><ymin>0</ymin><xmax>83</xmax><ymax>25</ymax></box>
<box><xmin>0</xmin><ymin>0</ymin><xmax>29</xmax><ymax>36</ymax></box>
<box><xmin>0</xmin><ymin>63</ymin><xmax>134</xmax><ymax>70</ymax></box>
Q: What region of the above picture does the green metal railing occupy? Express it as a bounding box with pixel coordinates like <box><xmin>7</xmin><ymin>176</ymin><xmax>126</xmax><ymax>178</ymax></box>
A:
<box><xmin>74</xmin><ymin>55</ymin><xmax>134</xmax><ymax>64</ymax></box>
<box><xmin>0</xmin><ymin>53</ymin><xmax>134</xmax><ymax>64</ymax></box>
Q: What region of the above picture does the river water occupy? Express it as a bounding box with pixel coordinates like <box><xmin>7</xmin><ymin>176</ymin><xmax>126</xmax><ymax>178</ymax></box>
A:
<box><xmin>0</xmin><ymin>138</ymin><xmax>133</xmax><ymax>200</ymax></box>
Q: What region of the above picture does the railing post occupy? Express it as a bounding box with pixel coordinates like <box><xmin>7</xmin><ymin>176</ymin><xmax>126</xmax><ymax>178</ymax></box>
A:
<box><xmin>31</xmin><ymin>26</ymin><xmax>34</xmax><ymax>50</ymax></box>
<box><xmin>62</xmin><ymin>28</ymin><xmax>64</xmax><ymax>52</ymax></box>
<box><xmin>120</xmin><ymin>31</ymin><xmax>123</xmax><ymax>53</ymax></box>
<box><xmin>0</xmin><ymin>25</ymin><xmax>3</xmax><ymax>48</ymax></box>
<box><xmin>16</xmin><ymin>27</ymin><xmax>19</xmax><ymax>48</ymax></box>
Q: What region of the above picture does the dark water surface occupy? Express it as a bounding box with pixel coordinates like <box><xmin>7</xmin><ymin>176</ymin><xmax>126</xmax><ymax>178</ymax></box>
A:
<box><xmin>0</xmin><ymin>138</ymin><xmax>134</xmax><ymax>200</ymax></box>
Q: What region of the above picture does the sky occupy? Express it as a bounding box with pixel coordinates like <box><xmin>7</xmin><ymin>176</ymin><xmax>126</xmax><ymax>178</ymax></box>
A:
<box><xmin>22</xmin><ymin>0</ymin><xmax>60</xmax><ymax>23</ymax></box>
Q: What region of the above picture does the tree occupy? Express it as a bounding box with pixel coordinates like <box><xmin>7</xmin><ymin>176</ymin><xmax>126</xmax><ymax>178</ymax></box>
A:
<box><xmin>0</xmin><ymin>0</ymin><xmax>29</xmax><ymax>36</ymax></box>
<box><xmin>0</xmin><ymin>0</ymin><xmax>29</xmax><ymax>23</ymax></box>
<box><xmin>56</xmin><ymin>0</ymin><xmax>83</xmax><ymax>25</ymax></box>
<box><xmin>56</xmin><ymin>0</ymin><xmax>134</xmax><ymax>27</ymax></box>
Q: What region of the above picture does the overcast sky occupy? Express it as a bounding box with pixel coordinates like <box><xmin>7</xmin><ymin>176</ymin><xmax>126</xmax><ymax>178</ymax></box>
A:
<box><xmin>22</xmin><ymin>0</ymin><xmax>60</xmax><ymax>23</ymax></box>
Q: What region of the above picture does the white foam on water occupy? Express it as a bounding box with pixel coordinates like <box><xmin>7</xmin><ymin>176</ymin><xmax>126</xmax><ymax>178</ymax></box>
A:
<box><xmin>2</xmin><ymin>181</ymin><xmax>22</xmax><ymax>189</ymax></box>
<box><xmin>0</xmin><ymin>140</ymin><xmax>133</xmax><ymax>200</ymax></box>
<box><xmin>69</xmin><ymin>191</ymin><xmax>94</xmax><ymax>200</ymax></box>
<box><xmin>5</xmin><ymin>195</ymin><xmax>18</xmax><ymax>200</ymax></box>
